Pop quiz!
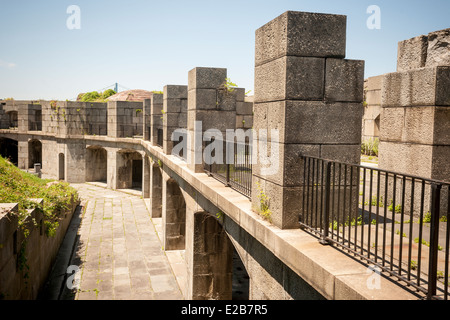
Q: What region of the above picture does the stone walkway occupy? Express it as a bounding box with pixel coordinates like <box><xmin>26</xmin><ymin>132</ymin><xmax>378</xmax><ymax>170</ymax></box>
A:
<box><xmin>64</xmin><ymin>183</ymin><xmax>184</xmax><ymax>300</ymax></box>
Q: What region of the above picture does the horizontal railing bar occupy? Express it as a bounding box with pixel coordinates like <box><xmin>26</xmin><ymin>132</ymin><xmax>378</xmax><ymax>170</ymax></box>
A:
<box><xmin>300</xmin><ymin>155</ymin><xmax>450</xmax><ymax>186</ymax></box>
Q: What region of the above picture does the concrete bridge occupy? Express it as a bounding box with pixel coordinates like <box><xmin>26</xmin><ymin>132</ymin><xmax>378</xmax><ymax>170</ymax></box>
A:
<box><xmin>2</xmin><ymin>11</ymin><xmax>447</xmax><ymax>300</ymax></box>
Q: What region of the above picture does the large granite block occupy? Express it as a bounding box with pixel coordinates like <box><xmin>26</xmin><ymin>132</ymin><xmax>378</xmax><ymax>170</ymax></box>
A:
<box><xmin>254</xmin><ymin>56</ymin><xmax>325</xmax><ymax>103</ymax></box>
<box><xmin>325</xmin><ymin>58</ymin><xmax>365</xmax><ymax>102</ymax></box>
<box><xmin>382</xmin><ymin>66</ymin><xmax>450</xmax><ymax>107</ymax></box>
<box><xmin>253</xmin><ymin>100</ymin><xmax>363</xmax><ymax>145</ymax></box>
<box><xmin>397</xmin><ymin>35</ymin><xmax>428</xmax><ymax>72</ymax></box>
<box><xmin>188</xmin><ymin>67</ymin><xmax>227</xmax><ymax>90</ymax></box>
<box><xmin>255</xmin><ymin>11</ymin><xmax>347</xmax><ymax>67</ymax></box>
<box><xmin>426</xmin><ymin>28</ymin><xmax>450</xmax><ymax>68</ymax></box>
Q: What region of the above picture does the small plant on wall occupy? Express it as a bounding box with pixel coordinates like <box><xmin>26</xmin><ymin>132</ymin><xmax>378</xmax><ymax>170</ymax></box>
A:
<box><xmin>253</xmin><ymin>182</ymin><xmax>272</xmax><ymax>223</ymax></box>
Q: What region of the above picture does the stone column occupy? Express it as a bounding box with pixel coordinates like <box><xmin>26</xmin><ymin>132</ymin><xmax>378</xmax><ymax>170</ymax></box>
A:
<box><xmin>65</xmin><ymin>141</ymin><xmax>86</xmax><ymax>183</ymax></box>
<box><xmin>163</xmin><ymin>85</ymin><xmax>188</xmax><ymax>156</ymax></box>
<box><xmin>162</xmin><ymin>172</ymin><xmax>186</xmax><ymax>251</ymax></box>
<box><xmin>107</xmin><ymin>101</ymin><xmax>121</xmax><ymax>138</ymax></box>
<box><xmin>253</xmin><ymin>11</ymin><xmax>364</xmax><ymax>229</ymax></box>
<box><xmin>142</xmin><ymin>154</ymin><xmax>151</xmax><ymax>198</ymax></box>
<box><xmin>150</xmin><ymin>94</ymin><xmax>163</xmax><ymax>147</ymax></box>
<box><xmin>143</xmin><ymin>99</ymin><xmax>151</xmax><ymax>141</ymax></box>
<box><xmin>149</xmin><ymin>161</ymin><xmax>163</xmax><ymax>218</ymax></box>
<box><xmin>380</xmin><ymin>29</ymin><xmax>450</xmax><ymax>182</ymax></box>
<box><xmin>186</xmin><ymin>67</ymin><xmax>239</xmax><ymax>173</ymax></box>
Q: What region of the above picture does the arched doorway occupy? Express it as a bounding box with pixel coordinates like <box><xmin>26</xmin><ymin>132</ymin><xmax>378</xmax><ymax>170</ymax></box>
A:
<box><xmin>28</xmin><ymin>139</ymin><xmax>42</xmax><ymax>169</ymax></box>
<box><xmin>0</xmin><ymin>137</ymin><xmax>18</xmax><ymax>166</ymax></box>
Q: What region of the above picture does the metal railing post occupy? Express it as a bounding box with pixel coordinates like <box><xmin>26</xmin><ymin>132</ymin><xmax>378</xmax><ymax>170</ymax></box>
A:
<box><xmin>320</xmin><ymin>161</ymin><xmax>332</xmax><ymax>245</ymax></box>
<box><xmin>427</xmin><ymin>183</ymin><xmax>442</xmax><ymax>300</ymax></box>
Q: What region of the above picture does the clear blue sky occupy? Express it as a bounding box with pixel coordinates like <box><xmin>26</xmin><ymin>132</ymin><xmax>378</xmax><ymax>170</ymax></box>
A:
<box><xmin>0</xmin><ymin>0</ymin><xmax>449</xmax><ymax>100</ymax></box>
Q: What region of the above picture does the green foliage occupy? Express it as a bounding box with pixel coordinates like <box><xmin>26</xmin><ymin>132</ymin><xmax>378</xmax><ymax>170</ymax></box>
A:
<box><xmin>254</xmin><ymin>182</ymin><xmax>272</xmax><ymax>222</ymax></box>
<box><xmin>0</xmin><ymin>156</ymin><xmax>79</xmax><ymax>276</ymax></box>
<box><xmin>101</xmin><ymin>89</ymin><xmax>116</xmax><ymax>99</ymax></box>
<box><xmin>361</xmin><ymin>138</ymin><xmax>379</xmax><ymax>157</ymax></box>
<box><xmin>81</xmin><ymin>91</ymin><xmax>101</xmax><ymax>102</ymax></box>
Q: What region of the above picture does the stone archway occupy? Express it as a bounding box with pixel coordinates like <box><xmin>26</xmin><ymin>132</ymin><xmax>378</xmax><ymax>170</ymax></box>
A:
<box><xmin>0</xmin><ymin>137</ymin><xmax>18</xmax><ymax>166</ymax></box>
<box><xmin>28</xmin><ymin>139</ymin><xmax>42</xmax><ymax>169</ymax></box>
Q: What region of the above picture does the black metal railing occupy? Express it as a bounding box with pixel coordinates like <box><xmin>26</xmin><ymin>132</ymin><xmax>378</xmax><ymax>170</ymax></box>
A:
<box><xmin>300</xmin><ymin>155</ymin><xmax>450</xmax><ymax>300</ymax></box>
<box><xmin>204</xmin><ymin>139</ymin><xmax>252</xmax><ymax>198</ymax></box>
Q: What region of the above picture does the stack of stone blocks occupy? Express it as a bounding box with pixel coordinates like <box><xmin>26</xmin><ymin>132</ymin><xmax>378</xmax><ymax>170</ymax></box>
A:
<box><xmin>379</xmin><ymin>28</ymin><xmax>450</xmax><ymax>216</ymax></box>
<box><xmin>149</xmin><ymin>94</ymin><xmax>163</xmax><ymax>146</ymax></box>
<box><xmin>163</xmin><ymin>85</ymin><xmax>188</xmax><ymax>156</ymax></box>
<box><xmin>252</xmin><ymin>11</ymin><xmax>364</xmax><ymax>229</ymax></box>
<box><xmin>236</xmin><ymin>96</ymin><xmax>253</xmax><ymax>130</ymax></box>
<box><xmin>380</xmin><ymin>28</ymin><xmax>450</xmax><ymax>182</ymax></box>
<box><xmin>108</xmin><ymin>101</ymin><xmax>144</xmax><ymax>138</ymax></box>
<box><xmin>186</xmin><ymin>67</ymin><xmax>241</xmax><ymax>173</ymax></box>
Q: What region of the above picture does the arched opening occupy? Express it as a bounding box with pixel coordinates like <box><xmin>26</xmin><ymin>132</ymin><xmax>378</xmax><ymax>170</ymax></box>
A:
<box><xmin>232</xmin><ymin>248</ymin><xmax>250</xmax><ymax>300</ymax></box>
<box><xmin>191</xmin><ymin>212</ymin><xmax>234</xmax><ymax>300</ymax></box>
<box><xmin>86</xmin><ymin>146</ymin><xmax>107</xmax><ymax>183</ymax></box>
<box><xmin>188</xmin><ymin>211</ymin><xmax>250</xmax><ymax>300</ymax></box>
<box><xmin>117</xmin><ymin>150</ymin><xmax>142</xmax><ymax>191</ymax></box>
<box><xmin>0</xmin><ymin>137</ymin><xmax>18</xmax><ymax>166</ymax></box>
<box><xmin>163</xmin><ymin>178</ymin><xmax>186</xmax><ymax>250</ymax></box>
<box><xmin>58</xmin><ymin>153</ymin><xmax>65</xmax><ymax>181</ymax></box>
<box><xmin>28</xmin><ymin>139</ymin><xmax>42</xmax><ymax>169</ymax></box>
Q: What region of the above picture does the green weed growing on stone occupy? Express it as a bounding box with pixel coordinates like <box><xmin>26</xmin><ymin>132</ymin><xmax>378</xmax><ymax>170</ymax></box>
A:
<box><xmin>254</xmin><ymin>182</ymin><xmax>272</xmax><ymax>223</ymax></box>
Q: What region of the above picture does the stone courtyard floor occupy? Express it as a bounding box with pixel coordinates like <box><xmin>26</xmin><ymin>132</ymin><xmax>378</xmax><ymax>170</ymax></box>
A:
<box><xmin>55</xmin><ymin>183</ymin><xmax>185</xmax><ymax>300</ymax></box>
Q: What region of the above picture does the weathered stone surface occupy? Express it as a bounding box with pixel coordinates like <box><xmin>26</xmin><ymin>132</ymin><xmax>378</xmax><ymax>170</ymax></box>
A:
<box><xmin>255</xmin><ymin>56</ymin><xmax>325</xmax><ymax>103</ymax></box>
<box><xmin>379</xmin><ymin>141</ymin><xmax>434</xmax><ymax>178</ymax></box>
<box><xmin>431</xmin><ymin>145</ymin><xmax>450</xmax><ymax>182</ymax></box>
<box><xmin>397</xmin><ymin>35</ymin><xmax>428</xmax><ymax>72</ymax></box>
<box><xmin>187</xmin><ymin>89</ymin><xmax>217</xmax><ymax>111</ymax></box>
<box><xmin>253</xmin><ymin>100</ymin><xmax>363</xmax><ymax>145</ymax></box>
<box><xmin>251</xmin><ymin>175</ymin><xmax>302</xmax><ymax>229</ymax></box>
<box><xmin>436</xmin><ymin>66</ymin><xmax>450</xmax><ymax>106</ymax></box>
<box><xmin>325</xmin><ymin>58</ymin><xmax>365</xmax><ymax>102</ymax></box>
<box><xmin>426</xmin><ymin>28</ymin><xmax>450</xmax><ymax>68</ymax></box>
<box><xmin>188</xmin><ymin>67</ymin><xmax>227</xmax><ymax>90</ymax></box>
<box><xmin>380</xmin><ymin>106</ymin><xmax>435</xmax><ymax>144</ymax></box>
<box><xmin>365</xmin><ymin>90</ymin><xmax>381</xmax><ymax>106</ymax></box>
<box><xmin>255</xmin><ymin>11</ymin><xmax>346</xmax><ymax>67</ymax></box>
<box><xmin>382</xmin><ymin>66</ymin><xmax>450</xmax><ymax>107</ymax></box>
<box><xmin>164</xmin><ymin>85</ymin><xmax>188</xmax><ymax>100</ymax></box>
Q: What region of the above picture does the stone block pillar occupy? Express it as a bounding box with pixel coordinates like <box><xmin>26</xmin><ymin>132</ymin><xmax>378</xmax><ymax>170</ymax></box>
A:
<box><xmin>186</xmin><ymin>67</ymin><xmax>239</xmax><ymax>173</ymax></box>
<box><xmin>150</xmin><ymin>94</ymin><xmax>164</xmax><ymax>147</ymax></box>
<box><xmin>162</xmin><ymin>172</ymin><xmax>186</xmax><ymax>251</ymax></box>
<box><xmin>143</xmin><ymin>99</ymin><xmax>151</xmax><ymax>141</ymax></box>
<box><xmin>380</xmin><ymin>29</ymin><xmax>450</xmax><ymax>182</ymax></box>
<box><xmin>107</xmin><ymin>101</ymin><xmax>121</xmax><ymax>138</ymax></box>
<box><xmin>163</xmin><ymin>85</ymin><xmax>188</xmax><ymax>156</ymax></box>
<box><xmin>252</xmin><ymin>11</ymin><xmax>364</xmax><ymax>229</ymax></box>
<box><xmin>65</xmin><ymin>141</ymin><xmax>86</xmax><ymax>183</ymax></box>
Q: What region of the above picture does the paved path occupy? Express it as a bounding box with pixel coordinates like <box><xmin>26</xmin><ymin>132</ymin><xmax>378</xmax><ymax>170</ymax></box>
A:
<box><xmin>64</xmin><ymin>183</ymin><xmax>184</xmax><ymax>300</ymax></box>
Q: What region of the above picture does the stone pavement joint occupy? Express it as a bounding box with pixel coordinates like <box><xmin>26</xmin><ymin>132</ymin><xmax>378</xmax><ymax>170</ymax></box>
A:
<box><xmin>61</xmin><ymin>183</ymin><xmax>184</xmax><ymax>300</ymax></box>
